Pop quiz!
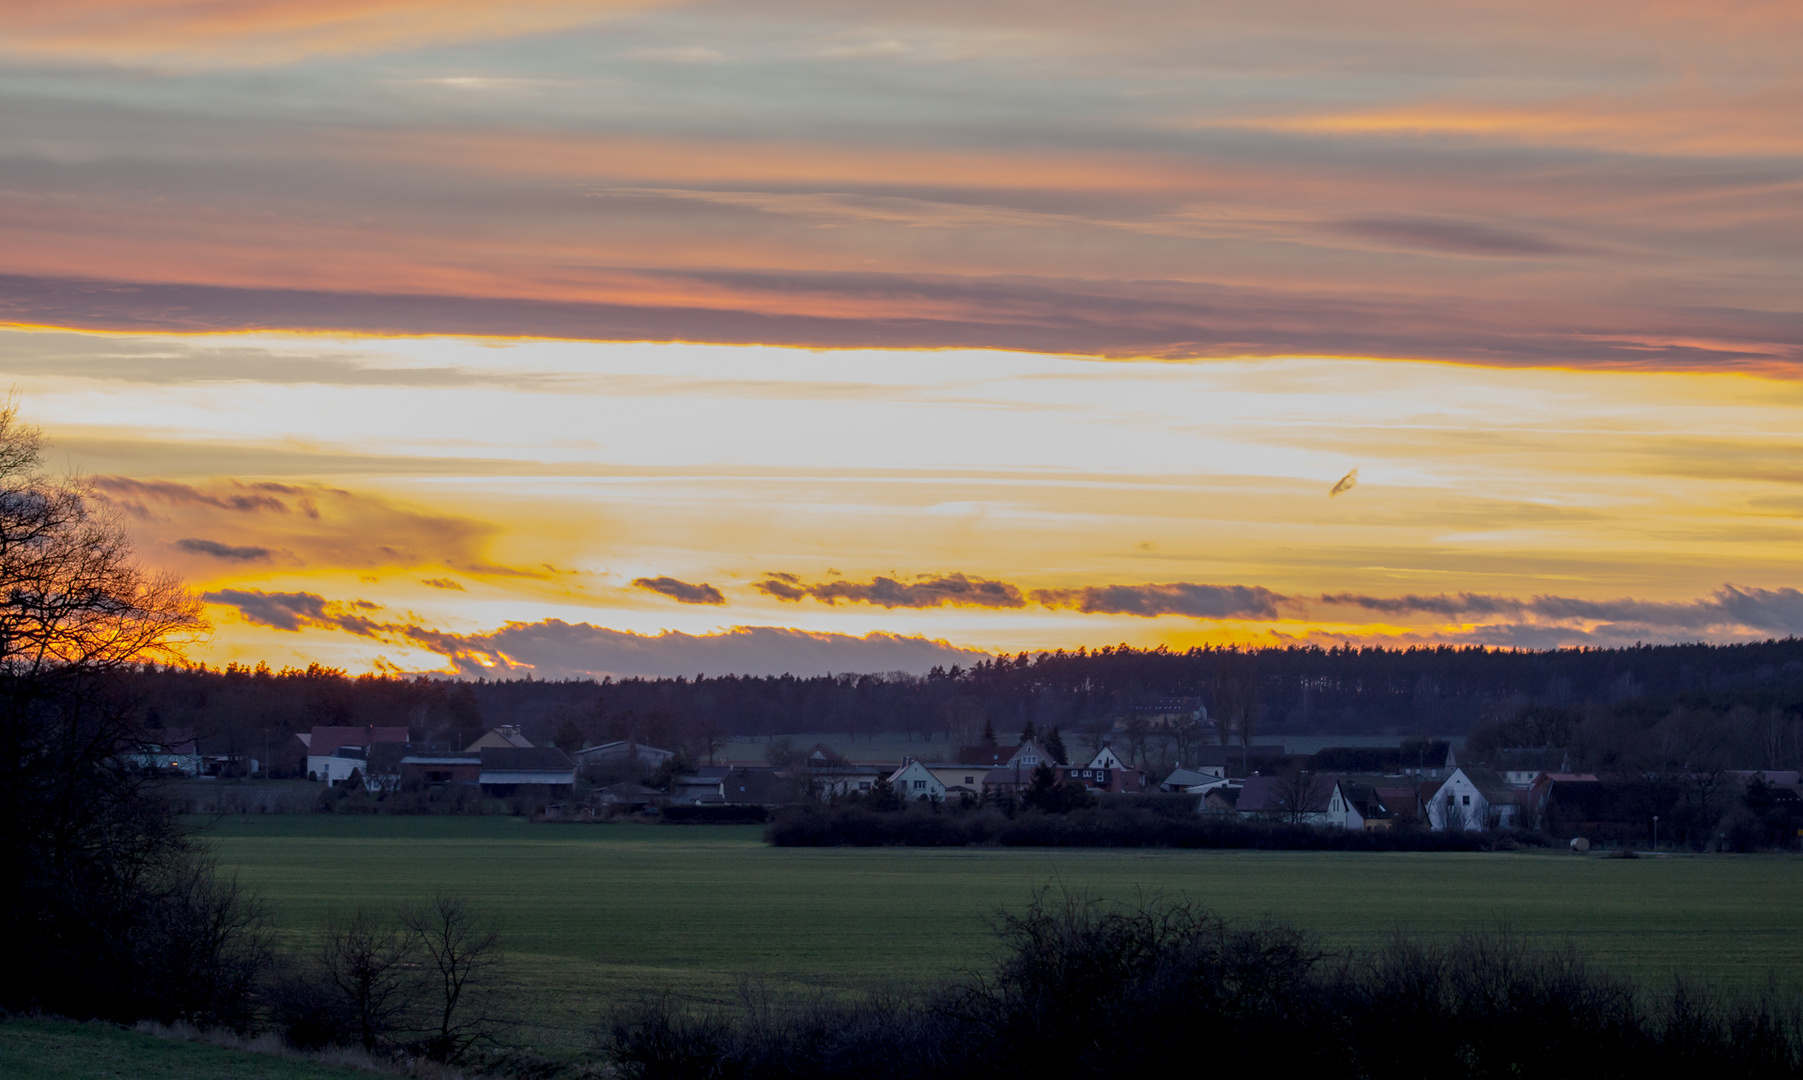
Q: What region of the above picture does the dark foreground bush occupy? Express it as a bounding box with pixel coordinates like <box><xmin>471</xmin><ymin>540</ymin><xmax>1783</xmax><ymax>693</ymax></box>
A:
<box><xmin>766</xmin><ymin>804</ymin><xmax>1546</xmax><ymax>851</ymax></box>
<box><xmin>606</xmin><ymin>895</ymin><xmax>1803</xmax><ymax>1080</ymax></box>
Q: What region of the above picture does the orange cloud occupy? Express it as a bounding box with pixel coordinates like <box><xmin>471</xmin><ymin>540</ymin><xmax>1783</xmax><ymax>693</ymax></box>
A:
<box><xmin>3</xmin><ymin>0</ymin><xmax>672</xmax><ymax>66</ymax></box>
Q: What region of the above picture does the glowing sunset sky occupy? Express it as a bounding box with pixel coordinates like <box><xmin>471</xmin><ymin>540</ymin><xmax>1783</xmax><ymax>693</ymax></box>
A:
<box><xmin>2</xmin><ymin>0</ymin><xmax>1800</xmax><ymax>676</ymax></box>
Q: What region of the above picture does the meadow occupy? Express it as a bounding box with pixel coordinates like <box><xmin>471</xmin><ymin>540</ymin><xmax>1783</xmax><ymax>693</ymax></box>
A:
<box><xmin>201</xmin><ymin>816</ymin><xmax>1803</xmax><ymax>1054</ymax></box>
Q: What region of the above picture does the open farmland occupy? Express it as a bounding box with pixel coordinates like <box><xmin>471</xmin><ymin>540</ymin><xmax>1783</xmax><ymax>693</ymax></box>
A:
<box><xmin>202</xmin><ymin>816</ymin><xmax>1803</xmax><ymax>1054</ymax></box>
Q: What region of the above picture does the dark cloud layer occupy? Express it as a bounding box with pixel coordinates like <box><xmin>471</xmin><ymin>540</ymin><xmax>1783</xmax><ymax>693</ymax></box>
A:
<box><xmin>1320</xmin><ymin>585</ymin><xmax>1803</xmax><ymax>638</ymax></box>
<box><xmin>1033</xmin><ymin>582</ymin><xmax>1286</xmax><ymax>619</ymax></box>
<box><xmin>757</xmin><ymin>572</ymin><xmax>1026</xmax><ymax>609</ymax></box>
<box><xmin>175</xmin><ymin>537</ymin><xmax>272</xmax><ymax>561</ymax></box>
<box><xmin>633</xmin><ymin>575</ymin><xmax>727</xmax><ymax>605</ymax></box>
<box><xmin>5</xmin><ymin>272</ymin><xmax>1797</xmax><ymax>369</ymax></box>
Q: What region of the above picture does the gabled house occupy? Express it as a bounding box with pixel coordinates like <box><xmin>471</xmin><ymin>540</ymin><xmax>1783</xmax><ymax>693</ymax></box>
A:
<box><xmin>1338</xmin><ymin>782</ymin><xmax>1393</xmax><ymax>831</ymax></box>
<box><xmin>466</xmin><ymin>725</ymin><xmax>534</xmax><ymax>750</ymax></box>
<box><xmin>669</xmin><ymin>765</ymin><xmax>732</xmax><ymax>805</ymax></box>
<box><xmin>1087</xmin><ymin>745</ymin><xmax>1128</xmax><ymax>771</ymax></box>
<box><xmin>306</xmin><ymin>725</ymin><xmax>408</xmax><ymax>784</ymax></box>
<box><xmin>1427</xmin><ymin>767</ymin><xmax>1523</xmax><ymax>831</ymax></box>
<box><xmin>890</xmin><ymin>759</ymin><xmax>948</xmax><ymax>801</ymax></box>
<box><xmin>979</xmin><ymin>740</ymin><xmax>1059</xmax><ymax>796</ymax></box>
<box><xmin>1236</xmin><ymin>774</ymin><xmax>1350</xmax><ymax>828</ymax></box>
<box><xmin>400</xmin><ymin>750</ymin><xmax>481</xmax><ymax>788</ymax></box>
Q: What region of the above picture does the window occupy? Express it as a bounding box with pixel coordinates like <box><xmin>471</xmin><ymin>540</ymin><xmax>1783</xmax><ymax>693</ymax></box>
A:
<box><xmin>859</xmin><ymin>782</ymin><xmax>871</xmax><ymax>791</ymax></box>
<box><xmin>965</xmin><ymin>776</ymin><xmax>974</xmax><ymax>784</ymax></box>
<box><xmin>914</xmin><ymin>780</ymin><xmax>926</xmax><ymax>789</ymax></box>
<box><xmin>1462</xmin><ymin>794</ymin><xmax>1471</xmax><ymax>806</ymax></box>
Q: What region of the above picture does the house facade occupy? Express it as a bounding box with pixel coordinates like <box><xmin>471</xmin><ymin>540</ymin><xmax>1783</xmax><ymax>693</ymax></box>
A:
<box><xmin>1427</xmin><ymin>767</ymin><xmax>1522</xmax><ymax>831</ymax></box>
<box><xmin>891</xmin><ymin>759</ymin><xmax>948</xmax><ymax>801</ymax></box>
<box><xmin>305</xmin><ymin>725</ymin><xmax>408</xmax><ymax>784</ymax></box>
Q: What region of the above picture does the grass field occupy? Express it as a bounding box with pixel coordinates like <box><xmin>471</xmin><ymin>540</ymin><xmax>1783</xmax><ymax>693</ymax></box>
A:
<box><xmin>200</xmin><ymin>816</ymin><xmax>1803</xmax><ymax>1054</ymax></box>
<box><xmin>0</xmin><ymin>1018</ymin><xmax>376</xmax><ymax>1080</ymax></box>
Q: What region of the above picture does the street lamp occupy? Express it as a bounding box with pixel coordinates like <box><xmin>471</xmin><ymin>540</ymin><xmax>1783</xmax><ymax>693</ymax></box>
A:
<box><xmin>1653</xmin><ymin>814</ymin><xmax>1659</xmax><ymax>851</ymax></box>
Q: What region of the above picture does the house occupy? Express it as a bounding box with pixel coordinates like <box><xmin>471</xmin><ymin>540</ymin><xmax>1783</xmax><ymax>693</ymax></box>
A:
<box><xmin>306</xmin><ymin>725</ymin><xmax>408</xmax><ymax>784</ymax></box>
<box><xmin>891</xmin><ymin>759</ymin><xmax>948</xmax><ymax>801</ymax></box>
<box><xmin>1061</xmin><ymin>748</ymin><xmax>1147</xmax><ymax>794</ymax></box>
<box><xmin>466</xmin><ymin>725</ymin><xmax>534</xmax><ymax>750</ymax></box>
<box><xmin>128</xmin><ymin>728</ymin><xmax>202</xmax><ymax>777</ymax></box>
<box><xmin>720</xmin><ymin>766</ymin><xmax>803</xmax><ymax>806</ymax></box>
<box><xmin>400</xmin><ymin>751</ymin><xmax>481</xmax><ymax>787</ymax></box>
<box><xmin>955</xmin><ymin>744</ymin><xmax>1014</xmax><ymax>768</ymax></box>
<box><xmin>802</xmin><ymin>764</ymin><xmax>888</xmax><ymax>798</ymax></box>
<box><xmin>1088</xmin><ymin>745</ymin><xmax>1128</xmax><ymax>771</ymax></box>
<box><xmin>1375</xmin><ymin>786</ymin><xmax>1422</xmax><ymax>826</ymax></box>
<box><xmin>478</xmin><ymin>746</ymin><xmax>575</xmax><ymax>796</ymax></box>
<box><xmin>1236</xmin><ymin>774</ymin><xmax>1350</xmax><ymax>827</ymax></box>
<box><xmin>979</xmin><ymin>740</ymin><xmax>1061</xmax><ymax>796</ymax></box>
<box><xmin>1200</xmin><ymin>785</ymin><xmax>1242</xmax><ymax>814</ymax></box>
<box><xmin>571</xmin><ymin>741</ymin><xmax>677</xmax><ymax>771</ymax></box>
<box><xmin>1338</xmin><ymin>783</ymin><xmax>1393</xmax><ymax>830</ymax></box>
<box><xmin>669</xmin><ymin>765</ymin><xmax>732</xmax><ymax>805</ymax></box>
<box><xmin>1494</xmin><ymin>747</ymin><xmax>1571</xmax><ymax>788</ymax></box>
<box><xmin>1427</xmin><ymin>767</ymin><xmax>1524</xmax><ymax>831</ymax></box>
<box><xmin>802</xmin><ymin>743</ymin><xmax>850</xmax><ymax>767</ymax></box>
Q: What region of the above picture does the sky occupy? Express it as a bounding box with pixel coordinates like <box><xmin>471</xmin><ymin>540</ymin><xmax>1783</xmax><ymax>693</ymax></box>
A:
<box><xmin>1</xmin><ymin>1</ymin><xmax>1800</xmax><ymax>678</ymax></box>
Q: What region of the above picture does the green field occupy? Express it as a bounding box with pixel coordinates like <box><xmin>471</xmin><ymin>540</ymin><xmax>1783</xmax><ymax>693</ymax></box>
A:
<box><xmin>200</xmin><ymin>816</ymin><xmax>1803</xmax><ymax>1054</ymax></box>
<box><xmin>0</xmin><ymin>1018</ymin><xmax>376</xmax><ymax>1080</ymax></box>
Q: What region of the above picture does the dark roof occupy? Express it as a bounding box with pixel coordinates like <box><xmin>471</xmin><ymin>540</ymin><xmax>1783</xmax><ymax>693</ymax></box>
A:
<box><xmin>309</xmin><ymin>725</ymin><xmax>409</xmax><ymax>756</ymax></box>
<box><xmin>1457</xmin><ymin>767</ymin><xmax>1522</xmax><ymax>805</ymax></box>
<box><xmin>957</xmin><ymin>745</ymin><xmax>1011</xmax><ymax>766</ymax></box>
<box><xmin>721</xmin><ymin>767</ymin><xmax>802</xmax><ymax>805</ymax></box>
<box><xmin>479</xmin><ymin>747</ymin><xmax>574</xmax><ymax>771</ymax></box>
<box><xmin>1239</xmin><ymin>774</ymin><xmax>1337</xmax><ymax>814</ymax></box>
<box><xmin>1339</xmin><ymin>782</ymin><xmax>1390</xmax><ymax>819</ymax></box>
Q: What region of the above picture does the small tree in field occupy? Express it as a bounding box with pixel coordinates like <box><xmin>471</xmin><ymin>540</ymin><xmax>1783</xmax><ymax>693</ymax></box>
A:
<box><xmin>404</xmin><ymin>894</ymin><xmax>505</xmax><ymax>1063</ymax></box>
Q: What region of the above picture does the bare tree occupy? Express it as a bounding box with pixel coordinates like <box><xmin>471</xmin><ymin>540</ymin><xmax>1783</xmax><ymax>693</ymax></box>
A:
<box><xmin>320</xmin><ymin>909</ymin><xmax>419</xmax><ymax>1053</ymax></box>
<box><xmin>0</xmin><ymin>400</ymin><xmax>211</xmax><ymax>1019</ymax></box>
<box><xmin>404</xmin><ymin>894</ymin><xmax>505</xmax><ymax>1062</ymax></box>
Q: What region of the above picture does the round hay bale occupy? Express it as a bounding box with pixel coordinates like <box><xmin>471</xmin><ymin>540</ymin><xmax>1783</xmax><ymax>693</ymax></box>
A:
<box><xmin>1569</xmin><ymin>836</ymin><xmax>1590</xmax><ymax>852</ymax></box>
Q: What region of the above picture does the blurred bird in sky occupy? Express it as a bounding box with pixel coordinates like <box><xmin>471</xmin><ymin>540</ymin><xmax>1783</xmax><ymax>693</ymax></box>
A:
<box><xmin>1330</xmin><ymin>468</ymin><xmax>1359</xmax><ymax>497</ymax></box>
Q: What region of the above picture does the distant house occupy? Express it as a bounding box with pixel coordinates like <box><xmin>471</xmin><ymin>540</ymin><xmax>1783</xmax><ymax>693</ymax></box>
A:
<box><xmin>1338</xmin><ymin>783</ymin><xmax>1393</xmax><ymax>831</ymax></box>
<box><xmin>1427</xmin><ymin>767</ymin><xmax>1523</xmax><ymax>831</ymax></box>
<box><xmin>1200</xmin><ymin>785</ymin><xmax>1242</xmax><ymax>814</ymax></box>
<box><xmin>799</xmin><ymin>764</ymin><xmax>887</xmax><ymax>798</ymax></box>
<box><xmin>1237</xmin><ymin>774</ymin><xmax>1349</xmax><ymax>828</ymax></box>
<box><xmin>466</xmin><ymin>725</ymin><xmax>534</xmax><ymax>750</ymax></box>
<box><xmin>979</xmin><ymin>740</ymin><xmax>1059</xmax><ymax>796</ymax></box>
<box><xmin>400</xmin><ymin>751</ymin><xmax>481</xmax><ymax>788</ymax></box>
<box><xmin>1062</xmin><ymin>747</ymin><xmax>1146</xmax><ymax>793</ymax></box>
<box><xmin>306</xmin><ymin>725</ymin><xmax>408</xmax><ymax>784</ymax></box>
<box><xmin>128</xmin><ymin>728</ymin><xmax>202</xmax><ymax>777</ymax></box>
<box><xmin>1494</xmin><ymin>747</ymin><xmax>1571</xmax><ymax>788</ymax></box>
<box><xmin>571</xmin><ymin>741</ymin><xmax>676</xmax><ymax>771</ymax></box>
<box><xmin>801</xmin><ymin>743</ymin><xmax>850</xmax><ymax>768</ymax></box>
<box><xmin>1375</xmin><ymin>785</ymin><xmax>1422</xmax><ymax>826</ymax></box>
<box><xmin>479</xmin><ymin>746</ymin><xmax>575</xmax><ymax>796</ymax></box>
<box><xmin>670</xmin><ymin>765</ymin><xmax>733</xmax><ymax>805</ymax></box>
<box><xmin>891</xmin><ymin>759</ymin><xmax>948</xmax><ymax>801</ymax></box>
<box><xmin>720</xmin><ymin>766</ymin><xmax>803</xmax><ymax>806</ymax></box>
<box><xmin>955</xmin><ymin>744</ymin><xmax>1013</xmax><ymax>768</ymax></box>
<box><xmin>1160</xmin><ymin>767</ymin><xmax>1220</xmax><ymax>792</ymax></box>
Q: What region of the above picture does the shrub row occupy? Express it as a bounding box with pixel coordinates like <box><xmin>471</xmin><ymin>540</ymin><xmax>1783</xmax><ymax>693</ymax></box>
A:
<box><xmin>766</xmin><ymin>804</ymin><xmax>1549</xmax><ymax>851</ymax></box>
<box><xmin>607</xmin><ymin>895</ymin><xmax>1803</xmax><ymax>1080</ymax></box>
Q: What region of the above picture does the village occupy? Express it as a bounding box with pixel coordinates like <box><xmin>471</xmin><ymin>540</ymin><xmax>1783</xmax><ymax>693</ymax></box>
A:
<box><xmin>133</xmin><ymin>715</ymin><xmax>1803</xmax><ymax>847</ymax></box>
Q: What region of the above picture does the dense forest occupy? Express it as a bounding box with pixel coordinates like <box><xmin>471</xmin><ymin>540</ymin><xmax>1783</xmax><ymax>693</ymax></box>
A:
<box><xmin>132</xmin><ymin>638</ymin><xmax>1803</xmax><ymax>774</ymax></box>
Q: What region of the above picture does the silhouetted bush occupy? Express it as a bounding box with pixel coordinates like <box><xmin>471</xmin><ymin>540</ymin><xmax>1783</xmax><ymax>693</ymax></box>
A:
<box><xmin>605</xmin><ymin>894</ymin><xmax>1803</xmax><ymax>1079</ymax></box>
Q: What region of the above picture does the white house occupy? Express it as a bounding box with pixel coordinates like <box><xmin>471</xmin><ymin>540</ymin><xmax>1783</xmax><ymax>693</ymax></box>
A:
<box><xmin>1087</xmin><ymin>745</ymin><xmax>1128</xmax><ymax>771</ymax></box>
<box><xmin>889</xmin><ymin>759</ymin><xmax>947</xmax><ymax>801</ymax></box>
<box><xmin>1427</xmin><ymin>767</ymin><xmax>1522</xmax><ymax>831</ymax></box>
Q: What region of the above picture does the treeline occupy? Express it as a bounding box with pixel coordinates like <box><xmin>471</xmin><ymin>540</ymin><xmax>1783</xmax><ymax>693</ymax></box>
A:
<box><xmin>125</xmin><ymin>638</ymin><xmax>1803</xmax><ymax>779</ymax></box>
<box><xmin>607</xmin><ymin>894</ymin><xmax>1803</xmax><ymax>1079</ymax></box>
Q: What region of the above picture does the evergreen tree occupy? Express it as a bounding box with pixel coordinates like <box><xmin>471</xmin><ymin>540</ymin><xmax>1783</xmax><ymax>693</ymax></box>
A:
<box><xmin>1020</xmin><ymin>720</ymin><xmax>1038</xmax><ymax>745</ymax></box>
<box><xmin>981</xmin><ymin>718</ymin><xmax>998</xmax><ymax>746</ymax></box>
<box><xmin>1045</xmin><ymin>726</ymin><xmax>1069</xmax><ymax>765</ymax></box>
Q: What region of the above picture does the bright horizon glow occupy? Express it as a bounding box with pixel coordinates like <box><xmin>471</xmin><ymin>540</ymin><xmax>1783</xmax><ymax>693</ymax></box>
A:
<box><xmin>5</xmin><ymin>328</ymin><xmax>1801</xmax><ymax>677</ymax></box>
